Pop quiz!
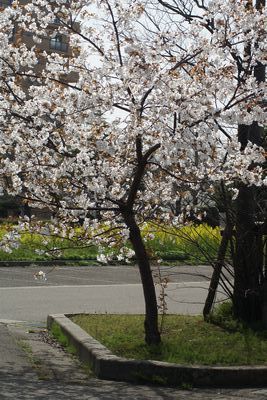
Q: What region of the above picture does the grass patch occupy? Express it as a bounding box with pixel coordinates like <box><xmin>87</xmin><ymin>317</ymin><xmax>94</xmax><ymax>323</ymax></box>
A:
<box><xmin>0</xmin><ymin>222</ymin><xmax>221</xmax><ymax>264</ymax></box>
<box><xmin>50</xmin><ymin>322</ymin><xmax>77</xmax><ymax>355</ymax></box>
<box><xmin>70</xmin><ymin>313</ymin><xmax>267</xmax><ymax>366</ymax></box>
<box><xmin>0</xmin><ymin>233</ymin><xmax>98</xmax><ymax>262</ymax></box>
<box><xmin>50</xmin><ymin>322</ymin><xmax>94</xmax><ymax>377</ymax></box>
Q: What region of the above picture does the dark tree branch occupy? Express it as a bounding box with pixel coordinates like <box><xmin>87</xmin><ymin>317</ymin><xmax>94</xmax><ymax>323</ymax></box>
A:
<box><xmin>125</xmin><ymin>137</ymin><xmax>160</xmax><ymax>211</ymax></box>
<box><xmin>113</xmin><ymin>103</ymin><xmax>131</xmax><ymax>113</ymax></box>
<box><xmin>139</xmin><ymin>86</ymin><xmax>154</xmax><ymax>117</ymax></box>
<box><xmin>106</xmin><ymin>0</ymin><xmax>123</xmax><ymax>66</ymax></box>
<box><xmin>136</xmin><ymin>135</ymin><xmax>143</xmax><ymax>163</ymax></box>
<box><xmin>169</xmin><ymin>50</ymin><xmax>202</xmax><ymax>72</ymax></box>
<box><xmin>214</xmin><ymin>120</ymin><xmax>232</xmax><ymax>141</ymax></box>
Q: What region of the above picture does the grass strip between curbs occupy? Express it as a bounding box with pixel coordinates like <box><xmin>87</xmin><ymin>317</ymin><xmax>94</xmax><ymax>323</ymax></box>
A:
<box><xmin>70</xmin><ymin>313</ymin><xmax>267</xmax><ymax>366</ymax></box>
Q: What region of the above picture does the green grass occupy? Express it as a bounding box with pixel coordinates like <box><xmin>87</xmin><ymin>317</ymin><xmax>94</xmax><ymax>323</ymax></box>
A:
<box><xmin>0</xmin><ymin>225</ymin><xmax>98</xmax><ymax>261</ymax></box>
<box><xmin>0</xmin><ymin>222</ymin><xmax>221</xmax><ymax>264</ymax></box>
<box><xmin>70</xmin><ymin>313</ymin><xmax>267</xmax><ymax>366</ymax></box>
<box><xmin>50</xmin><ymin>322</ymin><xmax>94</xmax><ymax>377</ymax></box>
<box><xmin>50</xmin><ymin>322</ymin><xmax>77</xmax><ymax>355</ymax></box>
<box><xmin>0</xmin><ymin>245</ymin><xmax>97</xmax><ymax>262</ymax></box>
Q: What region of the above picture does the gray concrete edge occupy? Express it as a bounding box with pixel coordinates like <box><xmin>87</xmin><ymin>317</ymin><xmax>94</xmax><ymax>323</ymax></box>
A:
<box><xmin>47</xmin><ymin>314</ymin><xmax>267</xmax><ymax>388</ymax></box>
<box><xmin>0</xmin><ymin>260</ymin><xmax>97</xmax><ymax>267</ymax></box>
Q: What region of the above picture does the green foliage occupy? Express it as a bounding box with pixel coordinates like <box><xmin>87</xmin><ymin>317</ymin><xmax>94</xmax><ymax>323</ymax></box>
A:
<box><xmin>208</xmin><ymin>301</ymin><xmax>239</xmax><ymax>331</ymax></box>
<box><xmin>71</xmin><ymin>314</ymin><xmax>267</xmax><ymax>366</ymax></box>
<box><xmin>144</xmin><ymin>223</ymin><xmax>222</xmax><ymax>264</ymax></box>
<box><xmin>0</xmin><ymin>222</ymin><xmax>221</xmax><ymax>264</ymax></box>
<box><xmin>0</xmin><ymin>224</ymin><xmax>97</xmax><ymax>261</ymax></box>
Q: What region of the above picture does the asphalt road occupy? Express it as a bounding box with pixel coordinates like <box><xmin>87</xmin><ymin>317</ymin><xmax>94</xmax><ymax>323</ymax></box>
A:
<box><xmin>0</xmin><ymin>265</ymin><xmax>228</xmax><ymax>324</ymax></box>
<box><xmin>2</xmin><ymin>265</ymin><xmax>267</xmax><ymax>400</ymax></box>
<box><xmin>0</xmin><ymin>265</ymin><xmax>212</xmax><ymax>287</ymax></box>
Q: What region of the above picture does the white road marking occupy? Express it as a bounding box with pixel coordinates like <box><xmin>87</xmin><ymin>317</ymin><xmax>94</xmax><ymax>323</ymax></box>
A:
<box><xmin>0</xmin><ymin>281</ymin><xmax>211</xmax><ymax>290</ymax></box>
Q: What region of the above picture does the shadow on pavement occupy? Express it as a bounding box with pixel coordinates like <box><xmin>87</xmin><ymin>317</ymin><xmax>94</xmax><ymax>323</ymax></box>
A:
<box><xmin>0</xmin><ymin>366</ymin><xmax>187</xmax><ymax>400</ymax></box>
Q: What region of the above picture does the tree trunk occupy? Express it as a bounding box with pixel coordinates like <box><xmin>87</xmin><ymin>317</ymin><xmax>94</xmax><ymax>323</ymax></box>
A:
<box><xmin>203</xmin><ymin>182</ymin><xmax>234</xmax><ymax>318</ymax></box>
<box><xmin>123</xmin><ymin>211</ymin><xmax>161</xmax><ymax>345</ymax></box>
<box><xmin>233</xmin><ymin>0</ymin><xmax>265</xmax><ymax>323</ymax></box>
<box><xmin>233</xmin><ymin>185</ymin><xmax>263</xmax><ymax>322</ymax></box>
<box><xmin>203</xmin><ymin>224</ymin><xmax>232</xmax><ymax>319</ymax></box>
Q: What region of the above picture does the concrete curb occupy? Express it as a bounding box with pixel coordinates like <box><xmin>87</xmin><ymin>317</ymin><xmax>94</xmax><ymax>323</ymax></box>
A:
<box><xmin>47</xmin><ymin>314</ymin><xmax>267</xmax><ymax>388</ymax></box>
<box><xmin>0</xmin><ymin>260</ymin><xmax>97</xmax><ymax>267</ymax></box>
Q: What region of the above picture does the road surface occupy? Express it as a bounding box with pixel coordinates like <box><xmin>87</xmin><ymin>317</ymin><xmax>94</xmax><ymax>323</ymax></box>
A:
<box><xmin>0</xmin><ymin>265</ymin><xmax>228</xmax><ymax>323</ymax></box>
<box><xmin>2</xmin><ymin>265</ymin><xmax>267</xmax><ymax>400</ymax></box>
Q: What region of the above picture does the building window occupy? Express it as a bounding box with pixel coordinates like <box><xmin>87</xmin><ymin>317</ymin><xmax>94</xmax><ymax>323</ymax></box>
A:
<box><xmin>50</xmin><ymin>35</ymin><xmax>68</xmax><ymax>52</ymax></box>
<box><xmin>0</xmin><ymin>0</ymin><xmax>13</xmax><ymax>8</ymax></box>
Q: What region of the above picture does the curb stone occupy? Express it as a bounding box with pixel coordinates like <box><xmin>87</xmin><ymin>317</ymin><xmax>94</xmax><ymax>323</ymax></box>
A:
<box><xmin>0</xmin><ymin>260</ymin><xmax>97</xmax><ymax>267</ymax></box>
<box><xmin>47</xmin><ymin>314</ymin><xmax>267</xmax><ymax>388</ymax></box>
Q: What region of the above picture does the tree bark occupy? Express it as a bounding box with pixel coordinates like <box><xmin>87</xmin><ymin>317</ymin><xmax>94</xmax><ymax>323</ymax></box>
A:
<box><xmin>233</xmin><ymin>0</ymin><xmax>266</xmax><ymax>323</ymax></box>
<box><xmin>123</xmin><ymin>211</ymin><xmax>161</xmax><ymax>345</ymax></box>
<box><xmin>119</xmin><ymin>136</ymin><xmax>161</xmax><ymax>345</ymax></box>
<box><xmin>203</xmin><ymin>182</ymin><xmax>234</xmax><ymax>318</ymax></box>
<box><xmin>203</xmin><ymin>224</ymin><xmax>232</xmax><ymax>319</ymax></box>
<box><xmin>233</xmin><ymin>185</ymin><xmax>263</xmax><ymax>322</ymax></box>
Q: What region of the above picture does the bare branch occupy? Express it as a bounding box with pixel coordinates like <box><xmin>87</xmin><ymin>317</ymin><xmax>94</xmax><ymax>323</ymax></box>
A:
<box><xmin>106</xmin><ymin>0</ymin><xmax>123</xmax><ymax>66</ymax></box>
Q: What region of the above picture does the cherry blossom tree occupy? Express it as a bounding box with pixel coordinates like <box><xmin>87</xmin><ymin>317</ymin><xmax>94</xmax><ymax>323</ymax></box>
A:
<box><xmin>0</xmin><ymin>0</ymin><xmax>266</xmax><ymax>342</ymax></box>
<box><xmin>152</xmin><ymin>0</ymin><xmax>266</xmax><ymax>323</ymax></box>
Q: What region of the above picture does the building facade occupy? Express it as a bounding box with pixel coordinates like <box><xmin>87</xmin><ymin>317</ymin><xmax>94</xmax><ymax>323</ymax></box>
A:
<box><xmin>0</xmin><ymin>0</ymin><xmax>79</xmax><ymax>219</ymax></box>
